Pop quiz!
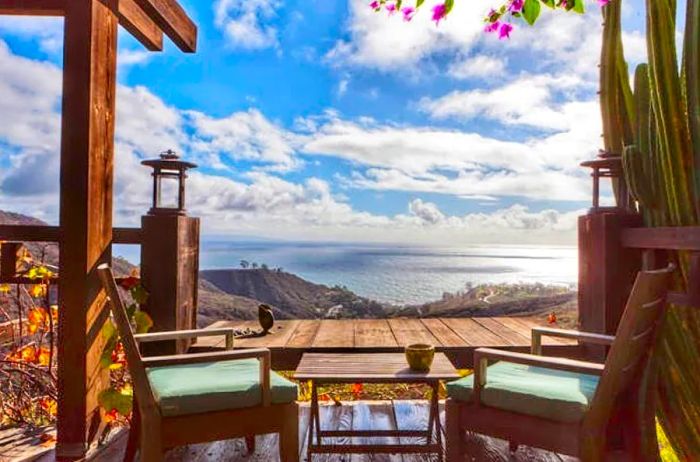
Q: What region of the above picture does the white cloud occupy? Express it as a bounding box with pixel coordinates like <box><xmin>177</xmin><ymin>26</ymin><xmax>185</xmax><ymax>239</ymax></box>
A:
<box><xmin>447</xmin><ymin>55</ymin><xmax>507</xmax><ymax>80</ymax></box>
<box><xmin>187</xmin><ymin>109</ymin><xmax>298</xmax><ymax>171</ymax></box>
<box><xmin>214</xmin><ymin>0</ymin><xmax>280</xmax><ymax>50</ymax></box>
<box><xmin>418</xmin><ymin>73</ymin><xmax>584</xmax><ymax>130</ymax></box>
<box><xmin>409</xmin><ymin>198</ymin><xmax>445</xmax><ymax>224</ymax></box>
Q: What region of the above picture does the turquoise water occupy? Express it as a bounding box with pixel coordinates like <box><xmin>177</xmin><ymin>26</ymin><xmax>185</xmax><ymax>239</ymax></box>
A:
<box><xmin>116</xmin><ymin>241</ymin><xmax>577</xmax><ymax>305</ymax></box>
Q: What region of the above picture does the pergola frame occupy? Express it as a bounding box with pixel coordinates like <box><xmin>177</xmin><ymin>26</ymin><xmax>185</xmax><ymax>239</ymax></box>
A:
<box><xmin>0</xmin><ymin>0</ymin><xmax>197</xmax><ymax>458</ymax></box>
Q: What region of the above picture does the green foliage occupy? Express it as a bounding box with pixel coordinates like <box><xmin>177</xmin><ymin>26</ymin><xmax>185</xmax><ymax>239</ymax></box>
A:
<box><xmin>522</xmin><ymin>0</ymin><xmax>541</xmax><ymax>25</ymax></box>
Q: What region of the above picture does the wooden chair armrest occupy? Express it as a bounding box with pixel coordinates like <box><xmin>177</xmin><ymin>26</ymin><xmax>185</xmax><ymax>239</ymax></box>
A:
<box><xmin>531</xmin><ymin>327</ymin><xmax>615</xmax><ymax>355</ymax></box>
<box><xmin>142</xmin><ymin>348</ymin><xmax>272</xmax><ymax>406</ymax></box>
<box><xmin>472</xmin><ymin>347</ymin><xmax>605</xmax><ymax>405</ymax></box>
<box><xmin>134</xmin><ymin>328</ymin><xmax>235</xmax><ymax>349</ymax></box>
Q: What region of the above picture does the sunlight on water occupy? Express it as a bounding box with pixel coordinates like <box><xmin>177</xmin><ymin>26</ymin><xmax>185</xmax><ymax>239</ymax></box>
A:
<box><xmin>194</xmin><ymin>241</ymin><xmax>577</xmax><ymax>305</ymax></box>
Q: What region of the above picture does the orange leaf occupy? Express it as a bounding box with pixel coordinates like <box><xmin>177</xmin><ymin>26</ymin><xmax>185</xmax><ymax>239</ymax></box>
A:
<box><xmin>30</xmin><ymin>284</ymin><xmax>47</xmax><ymax>298</ymax></box>
<box><xmin>351</xmin><ymin>383</ymin><xmax>363</xmax><ymax>396</ymax></box>
<box><xmin>28</xmin><ymin>308</ymin><xmax>48</xmax><ymax>333</ymax></box>
<box><xmin>103</xmin><ymin>408</ymin><xmax>119</xmax><ymax>423</ymax></box>
<box><xmin>20</xmin><ymin>345</ymin><xmax>38</xmax><ymax>363</ymax></box>
<box><xmin>0</xmin><ymin>284</ymin><xmax>10</xmax><ymax>294</ymax></box>
<box><xmin>547</xmin><ymin>312</ymin><xmax>557</xmax><ymax>324</ymax></box>
<box><xmin>39</xmin><ymin>432</ymin><xmax>56</xmax><ymax>447</ymax></box>
<box><xmin>38</xmin><ymin>347</ymin><xmax>51</xmax><ymax>366</ymax></box>
<box><xmin>39</xmin><ymin>397</ymin><xmax>58</xmax><ymax>417</ymax></box>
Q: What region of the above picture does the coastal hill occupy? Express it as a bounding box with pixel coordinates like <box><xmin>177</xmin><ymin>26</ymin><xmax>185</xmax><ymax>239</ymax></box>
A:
<box><xmin>0</xmin><ymin>211</ymin><xmax>577</xmax><ymax>327</ymax></box>
<box><xmin>200</xmin><ymin>268</ymin><xmax>386</xmax><ymax>320</ymax></box>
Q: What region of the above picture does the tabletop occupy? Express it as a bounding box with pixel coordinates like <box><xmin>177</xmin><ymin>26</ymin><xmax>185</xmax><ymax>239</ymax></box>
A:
<box><xmin>294</xmin><ymin>352</ymin><xmax>461</xmax><ymax>383</ymax></box>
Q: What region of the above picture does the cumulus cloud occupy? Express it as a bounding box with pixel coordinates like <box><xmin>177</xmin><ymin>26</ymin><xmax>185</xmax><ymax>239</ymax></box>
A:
<box><xmin>447</xmin><ymin>55</ymin><xmax>507</xmax><ymax>80</ymax></box>
<box><xmin>409</xmin><ymin>198</ymin><xmax>445</xmax><ymax>224</ymax></box>
<box><xmin>214</xmin><ymin>0</ymin><xmax>280</xmax><ymax>50</ymax></box>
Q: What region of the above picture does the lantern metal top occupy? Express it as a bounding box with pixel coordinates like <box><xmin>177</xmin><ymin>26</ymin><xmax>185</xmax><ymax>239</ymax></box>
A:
<box><xmin>580</xmin><ymin>150</ymin><xmax>630</xmax><ymax>214</ymax></box>
<box><xmin>141</xmin><ymin>149</ymin><xmax>197</xmax><ymax>171</ymax></box>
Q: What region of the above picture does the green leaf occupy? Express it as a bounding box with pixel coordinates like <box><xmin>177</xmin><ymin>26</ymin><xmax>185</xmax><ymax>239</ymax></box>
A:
<box><xmin>573</xmin><ymin>0</ymin><xmax>584</xmax><ymax>14</ymax></box>
<box><xmin>396</xmin><ymin>0</ymin><xmax>402</xmax><ymax>10</ymax></box>
<box><xmin>98</xmin><ymin>389</ymin><xmax>133</xmax><ymax>416</ymax></box>
<box><xmin>522</xmin><ymin>0</ymin><xmax>541</xmax><ymax>25</ymax></box>
<box><xmin>416</xmin><ymin>0</ymin><xmax>424</xmax><ymax>8</ymax></box>
<box><xmin>101</xmin><ymin>320</ymin><xmax>117</xmax><ymax>343</ymax></box>
<box><xmin>130</xmin><ymin>285</ymin><xmax>149</xmax><ymax>305</ymax></box>
<box><xmin>444</xmin><ymin>0</ymin><xmax>454</xmax><ymax>15</ymax></box>
<box><xmin>133</xmin><ymin>310</ymin><xmax>153</xmax><ymax>334</ymax></box>
<box><xmin>126</xmin><ymin>303</ymin><xmax>136</xmax><ymax>320</ymax></box>
<box><xmin>541</xmin><ymin>0</ymin><xmax>555</xmax><ymax>8</ymax></box>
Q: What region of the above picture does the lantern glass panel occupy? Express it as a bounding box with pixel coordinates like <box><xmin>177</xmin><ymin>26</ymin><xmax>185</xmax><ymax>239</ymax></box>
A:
<box><xmin>157</xmin><ymin>172</ymin><xmax>180</xmax><ymax>209</ymax></box>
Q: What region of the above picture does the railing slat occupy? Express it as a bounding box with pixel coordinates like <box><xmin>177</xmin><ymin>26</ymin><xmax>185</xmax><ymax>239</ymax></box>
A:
<box><xmin>0</xmin><ymin>225</ymin><xmax>143</xmax><ymax>244</ymax></box>
<box><xmin>621</xmin><ymin>227</ymin><xmax>700</xmax><ymax>250</ymax></box>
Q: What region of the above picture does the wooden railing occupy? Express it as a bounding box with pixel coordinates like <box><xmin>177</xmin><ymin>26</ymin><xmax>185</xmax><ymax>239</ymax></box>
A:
<box><xmin>0</xmin><ymin>224</ymin><xmax>143</xmax><ymax>245</ymax></box>
<box><xmin>620</xmin><ymin>226</ymin><xmax>700</xmax><ymax>308</ymax></box>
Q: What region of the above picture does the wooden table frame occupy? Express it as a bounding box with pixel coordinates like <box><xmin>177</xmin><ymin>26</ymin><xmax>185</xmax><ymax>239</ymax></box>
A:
<box><xmin>295</xmin><ymin>353</ymin><xmax>460</xmax><ymax>461</ymax></box>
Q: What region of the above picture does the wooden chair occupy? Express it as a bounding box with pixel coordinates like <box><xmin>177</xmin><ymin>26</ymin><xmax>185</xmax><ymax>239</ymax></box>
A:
<box><xmin>97</xmin><ymin>264</ymin><xmax>299</xmax><ymax>462</ymax></box>
<box><xmin>445</xmin><ymin>264</ymin><xmax>674</xmax><ymax>462</ymax></box>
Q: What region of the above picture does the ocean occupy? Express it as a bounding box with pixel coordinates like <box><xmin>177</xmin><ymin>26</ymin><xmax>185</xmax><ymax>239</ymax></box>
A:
<box><xmin>114</xmin><ymin>240</ymin><xmax>577</xmax><ymax>306</ymax></box>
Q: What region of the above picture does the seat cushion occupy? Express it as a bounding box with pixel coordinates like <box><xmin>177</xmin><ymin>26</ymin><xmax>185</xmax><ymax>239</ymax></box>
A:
<box><xmin>146</xmin><ymin>358</ymin><xmax>298</xmax><ymax>417</ymax></box>
<box><xmin>446</xmin><ymin>361</ymin><xmax>599</xmax><ymax>423</ymax></box>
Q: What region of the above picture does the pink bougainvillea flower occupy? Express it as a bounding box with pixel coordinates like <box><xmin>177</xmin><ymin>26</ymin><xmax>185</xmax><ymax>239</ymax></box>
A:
<box><xmin>369</xmin><ymin>0</ymin><xmax>380</xmax><ymax>9</ymax></box>
<box><xmin>401</xmin><ymin>6</ymin><xmax>416</xmax><ymax>21</ymax></box>
<box><xmin>431</xmin><ymin>3</ymin><xmax>447</xmax><ymax>25</ymax></box>
<box><xmin>484</xmin><ymin>21</ymin><xmax>501</xmax><ymax>33</ymax></box>
<box><xmin>597</xmin><ymin>0</ymin><xmax>610</xmax><ymax>5</ymax></box>
<box><xmin>385</xmin><ymin>2</ymin><xmax>397</xmax><ymax>15</ymax></box>
<box><xmin>499</xmin><ymin>22</ymin><xmax>513</xmax><ymax>39</ymax></box>
<box><xmin>509</xmin><ymin>0</ymin><xmax>524</xmax><ymax>12</ymax></box>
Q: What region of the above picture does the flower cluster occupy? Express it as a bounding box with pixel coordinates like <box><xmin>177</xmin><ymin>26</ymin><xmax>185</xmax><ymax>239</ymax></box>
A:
<box><xmin>369</xmin><ymin>0</ymin><xmax>453</xmax><ymax>25</ymax></box>
<box><xmin>370</xmin><ymin>0</ymin><xmax>611</xmax><ymax>39</ymax></box>
<box><xmin>484</xmin><ymin>0</ymin><xmax>610</xmax><ymax>38</ymax></box>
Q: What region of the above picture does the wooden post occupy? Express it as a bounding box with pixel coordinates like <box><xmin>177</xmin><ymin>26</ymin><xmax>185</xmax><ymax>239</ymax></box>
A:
<box><xmin>578</xmin><ymin>211</ymin><xmax>642</xmax><ymax>360</ymax></box>
<box><xmin>140</xmin><ymin>214</ymin><xmax>200</xmax><ymax>355</ymax></box>
<box><xmin>56</xmin><ymin>0</ymin><xmax>118</xmax><ymax>457</ymax></box>
<box><xmin>0</xmin><ymin>242</ymin><xmax>26</xmax><ymax>279</ymax></box>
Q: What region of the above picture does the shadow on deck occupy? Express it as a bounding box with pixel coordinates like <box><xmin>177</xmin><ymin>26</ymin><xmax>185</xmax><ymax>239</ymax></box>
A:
<box><xmin>10</xmin><ymin>402</ymin><xmax>576</xmax><ymax>462</ymax></box>
<box><xmin>195</xmin><ymin>317</ymin><xmax>580</xmax><ymax>369</ymax></box>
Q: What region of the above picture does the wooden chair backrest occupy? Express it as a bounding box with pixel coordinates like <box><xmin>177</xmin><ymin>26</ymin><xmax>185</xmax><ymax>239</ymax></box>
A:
<box><xmin>583</xmin><ymin>264</ymin><xmax>674</xmax><ymax>433</ymax></box>
<box><xmin>97</xmin><ymin>263</ymin><xmax>158</xmax><ymax>411</ymax></box>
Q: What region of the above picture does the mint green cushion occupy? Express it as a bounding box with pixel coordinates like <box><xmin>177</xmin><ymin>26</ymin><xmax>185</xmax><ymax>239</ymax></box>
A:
<box><xmin>446</xmin><ymin>361</ymin><xmax>599</xmax><ymax>423</ymax></box>
<box><xmin>146</xmin><ymin>358</ymin><xmax>298</xmax><ymax>417</ymax></box>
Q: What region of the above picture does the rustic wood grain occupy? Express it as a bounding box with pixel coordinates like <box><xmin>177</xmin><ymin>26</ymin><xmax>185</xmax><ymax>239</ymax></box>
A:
<box><xmin>133</xmin><ymin>0</ymin><xmax>197</xmax><ymax>52</ymax></box>
<box><xmin>56</xmin><ymin>0</ymin><xmax>119</xmax><ymax>455</ymax></box>
<box><xmin>420</xmin><ymin>319</ymin><xmax>465</xmax><ymax>347</ymax></box>
<box><xmin>312</xmin><ymin>320</ymin><xmax>355</xmax><ymax>348</ymax></box>
<box><xmin>354</xmin><ymin>320</ymin><xmax>398</xmax><ymax>348</ymax></box>
<box><xmin>295</xmin><ymin>353</ymin><xmax>459</xmax><ymax>383</ymax></box>
<box><xmin>286</xmin><ymin>320</ymin><xmax>321</xmax><ymax>348</ymax></box>
<box><xmin>445</xmin><ymin>318</ymin><xmax>508</xmax><ymax>347</ymax></box>
<box><xmin>471</xmin><ymin>318</ymin><xmax>525</xmax><ymax>346</ymax></box>
<box><xmin>351</xmin><ymin>402</ymin><xmax>402</xmax><ymax>462</ymax></box>
<box><xmin>387</xmin><ymin>319</ymin><xmax>439</xmax><ymax>347</ymax></box>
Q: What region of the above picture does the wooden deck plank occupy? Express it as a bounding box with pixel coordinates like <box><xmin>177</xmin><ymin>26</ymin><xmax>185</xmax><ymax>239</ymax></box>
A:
<box><xmin>354</xmin><ymin>319</ymin><xmax>398</xmax><ymax>348</ymax></box>
<box><xmin>420</xmin><ymin>318</ymin><xmax>465</xmax><ymax>347</ymax></box>
<box><xmin>351</xmin><ymin>401</ymin><xmax>402</xmax><ymax>462</ymax></box>
<box><xmin>471</xmin><ymin>317</ymin><xmax>527</xmax><ymax>346</ymax></box>
<box><xmin>444</xmin><ymin>318</ymin><xmax>510</xmax><ymax>347</ymax></box>
<box><xmin>387</xmin><ymin>319</ymin><xmax>440</xmax><ymax>347</ymax></box>
<box><xmin>509</xmin><ymin>317</ymin><xmax>577</xmax><ymax>345</ymax></box>
<box><xmin>286</xmin><ymin>320</ymin><xmax>321</xmax><ymax>348</ymax></box>
<box><xmin>392</xmin><ymin>400</ymin><xmax>433</xmax><ymax>462</ymax></box>
<box><xmin>312</xmin><ymin>320</ymin><xmax>355</xmax><ymax>348</ymax></box>
<box><xmin>493</xmin><ymin>317</ymin><xmax>569</xmax><ymax>346</ymax></box>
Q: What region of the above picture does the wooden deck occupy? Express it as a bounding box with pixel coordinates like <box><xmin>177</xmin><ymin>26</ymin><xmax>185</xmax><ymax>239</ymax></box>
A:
<box><xmin>196</xmin><ymin>317</ymin><xmax>579</xmax><ymax>369</ymax></box>
<box><xmin>13</xmin><ymin>402</ymin><xmax>576</xmax><ymax>462</ymax></box>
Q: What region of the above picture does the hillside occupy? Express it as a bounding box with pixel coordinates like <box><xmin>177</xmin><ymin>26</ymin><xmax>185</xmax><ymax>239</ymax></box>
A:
<box><xmin>200</xmin><ymin>268</ymin><xmax>387</xmax><ymax>319</ymax></box>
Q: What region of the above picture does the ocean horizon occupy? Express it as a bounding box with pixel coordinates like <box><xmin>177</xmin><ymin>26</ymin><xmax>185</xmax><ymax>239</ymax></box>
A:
<box><xmin>115</xmin><ymin>240</ymin><xmax>577</xmax><ymax>305</ymax></box>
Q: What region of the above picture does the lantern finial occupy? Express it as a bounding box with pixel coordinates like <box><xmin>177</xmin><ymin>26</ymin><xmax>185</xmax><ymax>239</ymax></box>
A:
<box><xmin>141</xmin><ymin>150</ymin><xmax>197</xmax><ymax>216</ymax></box>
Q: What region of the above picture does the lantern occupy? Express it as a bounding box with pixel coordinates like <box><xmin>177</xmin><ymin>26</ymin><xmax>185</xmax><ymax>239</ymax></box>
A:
<box><xmin>141</xmin><ymin>150</ymin><xmax>197</xmax><ymax>216</ymax></box>
<box><xmin>580</xmin><ymin>150</ymin><xmax>630</xmax><ymax>213</ymax></box>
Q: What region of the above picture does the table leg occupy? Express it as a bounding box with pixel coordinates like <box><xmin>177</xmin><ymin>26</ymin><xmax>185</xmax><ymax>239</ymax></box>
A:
<box><xmin>307</xmin><ymin>381</ymin><xmax>318</xmax><ymax>461</ymax></box>
<box><xmin>432</xmin><ymin>382</ymin><xmax>443</xmax><ymax>461</ymax></box>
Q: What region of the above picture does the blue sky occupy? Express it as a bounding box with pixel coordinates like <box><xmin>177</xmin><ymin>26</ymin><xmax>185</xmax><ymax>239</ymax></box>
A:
<box><xmin>0</xmin><ymin>0</ymin><xmax>652</xmax><ymax>244</ymax></box>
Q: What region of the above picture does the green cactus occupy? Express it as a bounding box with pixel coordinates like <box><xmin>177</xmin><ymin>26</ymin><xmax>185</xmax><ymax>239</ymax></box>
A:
<box><xmin>607</xmin><ymin>0</ymin><xmax>700</xmax><ymax>458</ymax></box>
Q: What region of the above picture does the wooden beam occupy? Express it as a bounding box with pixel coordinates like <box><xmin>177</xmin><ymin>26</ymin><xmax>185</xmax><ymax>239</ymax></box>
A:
<box><xmin>0</xmin><ymin>0</ymin><xmax>64</xmax><ymax>16</ymax></box>
<box><xmin>621</xmin><ymin>226</ymin><xmax>700</xmax><ymax>250</ymax></box>
<box><xmin>133</xmin><ymin>0</ymin><xmax>196</xmax><ymax>52</ymax></box>
<box><xmin>56</xmin><ymin>0</ymin><xmax>118</xmax><ymax>457</ymax></box>
<box><xmin>118</xmin><ymin>0</ymin><xmax>163</xmax><ymax>51</ymax></box>
<box><xmin>0</xmin><ymin>224</ymin><xmax>60</xmax><ymax>242</ymax></box>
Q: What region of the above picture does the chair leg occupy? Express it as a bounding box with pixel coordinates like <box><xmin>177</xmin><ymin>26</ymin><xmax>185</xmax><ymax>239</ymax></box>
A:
<box><xmin>139</xmin><ymin>418</ymin><xmax>164</xmax><ymax>462</ymax></box>
<box><xmin>279</xmin><ymin>404</ymin><xmax>299</xmax><ymax>462</ymax></box>
<box><xmin>245</xmin><ymin>435</ymin><xmax>256</xmax><ymax>454</ymax></box>
<box><xmin>446</xmin><ymin>400</ymin><xmax>463</xmax><ymax>462</ymax></box>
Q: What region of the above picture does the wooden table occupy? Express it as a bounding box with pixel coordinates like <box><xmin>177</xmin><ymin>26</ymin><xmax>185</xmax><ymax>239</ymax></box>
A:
<box><xmin>295</xmin><ymin>353</ymin><xmax>461</xmax><ymax>461</ymax></box>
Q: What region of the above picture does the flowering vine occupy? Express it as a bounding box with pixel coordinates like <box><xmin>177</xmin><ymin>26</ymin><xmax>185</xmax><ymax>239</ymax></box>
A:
<box><xmin>369</xmin><ymin>0</ymin><xmax>611</xmax><ymax>38</ymax></box>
